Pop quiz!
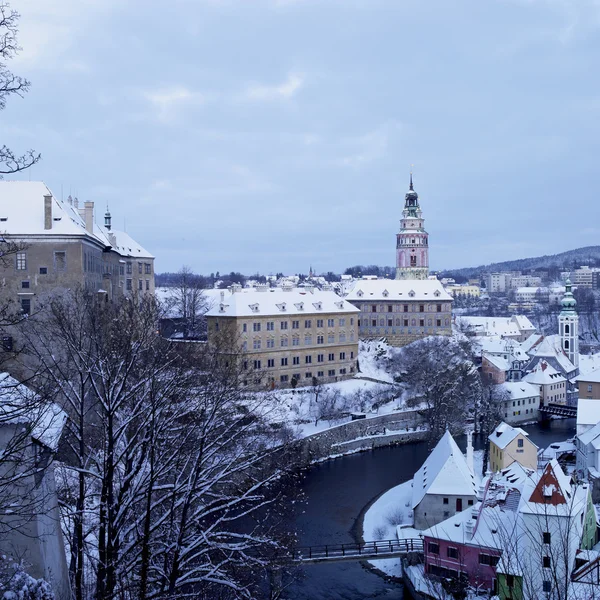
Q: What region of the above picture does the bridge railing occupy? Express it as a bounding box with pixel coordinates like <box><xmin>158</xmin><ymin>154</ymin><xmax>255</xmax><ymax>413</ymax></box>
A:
<box><xmin>291</xmin><ymin>538</ymin><xmax>424</xmax><ymax>562</ymax></box>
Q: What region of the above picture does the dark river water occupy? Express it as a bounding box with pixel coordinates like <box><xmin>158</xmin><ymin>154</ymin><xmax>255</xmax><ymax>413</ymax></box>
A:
<box><xmin>285</xmin><ymin>418</ymin><xmax>576</xmax><ymax>600</ymax></box>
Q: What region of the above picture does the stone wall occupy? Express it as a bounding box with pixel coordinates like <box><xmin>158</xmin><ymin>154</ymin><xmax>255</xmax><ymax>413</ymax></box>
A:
<box><xmin>296</xmin><ymin>409</ymin><xmax>427</xmax><ymax>463</ymax></box>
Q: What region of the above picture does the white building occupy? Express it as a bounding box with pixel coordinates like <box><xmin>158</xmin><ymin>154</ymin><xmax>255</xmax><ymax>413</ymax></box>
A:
<box><xmin>485</xmin><ymin>272</ymin><xmax>511</xmax><ymax>293</ymax></box>
<box><xmin>498</xmin><ymin>381</ymin><xmax>541</xmax><ymax>424</ymax></box>
<box><xmin>523</xmin><ymin>361</ymin><xmax>567</xmax><ymax>406</ymax></box>
<box><xmin>509</xmin><ymin>275</ymin><xmax>542</xmax><ymax>289</ymax></box>
<box><xmin>412</xmin><ymin>431</ymin><xmax>478</xmax><ymax>530</ymax></box>
<box><xmin>514</xmin><ymin>286</ymin><xmax>548</xmax><ymax>304</ymax></box>
<box><xmin>572</xmin><ymin>266</ymin><xmax>600</xmax><ymax>289</ymax></box>
<box><xmin>455</xmin><ymin>315</ymin><xmax>536</xmax><ymax>342</ymax></box>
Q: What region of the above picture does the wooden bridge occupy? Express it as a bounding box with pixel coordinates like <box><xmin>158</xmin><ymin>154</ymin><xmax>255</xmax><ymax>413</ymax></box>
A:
<box><xmin>539</xmin><ymin>403</ymin><xmax>577</xmax><ymax>419</ymax></box>
<box><xmin>290</xmin><ymin>538</ymin><xmax>423</xmax><ymax>564</ymax></box>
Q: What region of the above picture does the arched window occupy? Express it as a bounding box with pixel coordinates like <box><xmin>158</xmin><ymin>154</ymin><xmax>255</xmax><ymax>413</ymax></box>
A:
<box><xmin>564</xmin><ymin>340</ymin><xmax>569</xmax><ymax>349</ymax></box>
<box><xmin>565</xmin><ymin>324</ymin><xmax>570</xmax><ymax>334</ymax></box>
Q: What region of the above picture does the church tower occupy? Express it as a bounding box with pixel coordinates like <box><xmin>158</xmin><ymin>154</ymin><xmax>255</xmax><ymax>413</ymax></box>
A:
<box><xmin>395</xmin><ymin>173</ymin><xmax>429</xmax><ymax>280</ymax></box>
<box><xmin>559</xmin><ymin>279</ymin><xmax>579</xmax><ymax>370</ymax></box>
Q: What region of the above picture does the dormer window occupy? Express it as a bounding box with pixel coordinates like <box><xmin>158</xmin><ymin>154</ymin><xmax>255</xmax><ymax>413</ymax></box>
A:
<box><xmin>276</xmin><ymin>302</ymin><xmax>286</xmax><ymax>312</ymax></box>
<box><xmin>382</xmin><ymin>290</ymin><xmax>389</xmax><ymax>298</ymax></box>
<box><xmin>357</xmin><ymin>290</ymin><xmax>363</xmax><ymax>297</ymax></box>
<box><xmin>249</xmin><ymin>303</ymin><xmax>260</xmax><ymax>313</ymax></box>
<box><xmin>294</xmin><ymin>302</ymin><xmax>304</xmax><ymax>311</ymax></box>
<box><xmin>312</xmin><ymin>302</ymin><xmax>323</xmax><ymax>310</ymax></box>
<box><xmin>409</xmin><ymin>290</ymin><xmax>415</xmax><ymax>298</ymax></box>
<box><xmin>434</xmin><ymin>290</ymin><xmax>441</xmax><ymax>297</ymax></box>
<box><xmin>335</xmin><ymin>301</ymin><xmax>344</xmax><ymax>309</ymax></box>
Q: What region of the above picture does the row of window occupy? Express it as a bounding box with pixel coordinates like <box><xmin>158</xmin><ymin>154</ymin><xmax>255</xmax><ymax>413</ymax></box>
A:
<box><xmin>245</xmin><ymin>318</ymin><xmax>353</xmax><ymax>332</ymax></box>
<box><xmin>507</xmin><ymin>398</ymin><xmax>537</xmax><ymax>407</ymax></box>
<box><xmin>278</xmin><ymin>368</ymin><xmax>349</xmax><ymax>383</ymax></box>
<box><xmin>359</xmin><ymin>318</ymin><xmax>449</xmax><ymax>328</ymax></box>
<box><xmin>506</xmin><ymin>408</ymin><xmax>536</xmax><ymax>417</ymax></box>
<box><xmin>243</xmin><ymin>333</ymin><xmax>355</xmax><ymax>350</ymax></box>
<box><xmin>16</xmin><ymin>251</ymin><xmax>152</xmax><ymax>275</ymax></box>
<box><xmin>126</xmin><ymin>279</ymin><xmax>152</xmax><ymax>291</ymax></box>
<box><xmin>246</xmin><ymin>351</ymin><xmax>354</xmax><ymax>370</ymax></box>
<box><xmin>362</xmin><ymin>303</ymin><xmax>447</xmax><ymax>313</ymax></box>
<box><xmin>17</xmin><ymin>252</ymin><xmax>66</xmax><ymax>272</ymax></box>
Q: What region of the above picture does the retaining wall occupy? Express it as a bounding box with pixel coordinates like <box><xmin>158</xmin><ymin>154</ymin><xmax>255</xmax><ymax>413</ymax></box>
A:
<box><xmin>297</xmin><ymin>409</ymin><xmax>427</xmax><ymax>463</ymax></box>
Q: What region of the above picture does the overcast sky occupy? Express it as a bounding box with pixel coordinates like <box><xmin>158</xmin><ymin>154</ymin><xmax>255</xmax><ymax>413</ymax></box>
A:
<box><xmin>4</xmin><ymin>0</ymin><xmax>600</xmax><ymax>275</ymax></box>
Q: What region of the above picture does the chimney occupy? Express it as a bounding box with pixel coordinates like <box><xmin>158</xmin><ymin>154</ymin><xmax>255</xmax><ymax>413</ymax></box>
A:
<box><xmin>465</xmin><ymin>519</ymin><xmax>474</xmax><ymax>539</ymax></box>
<box><xmin>84</xmin><ymin>201</ymin><xmax>94</xmax><ymax>234</ymax></box>
<box><xmin>74</xmin><ymin>197</ymin><xmax>79</xmax><ymax>209</ymax></box>
<box><xmin>44</xmin><ymin>194</ymin><xmax>52</xmax><ymax>230</ymax></box>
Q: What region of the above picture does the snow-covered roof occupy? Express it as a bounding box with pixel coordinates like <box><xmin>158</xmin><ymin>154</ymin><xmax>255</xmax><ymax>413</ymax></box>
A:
<box><xmin>577</xmin><ymin>399</ymin><xmax>600</xmax><ymax>428</ymax></box>
<box><xmin>0</xmin><ymin>181</ymin><xmax>153</xmax><ymax>260</ymax></box>
<box><xmin>475</xmin><ymin>336</ymin><xmax>528</xmax><ymax>361</ymax></box>
<box><xmin>412</xmin><ymin>431</ymin><xmax>477</xmax><ymax>509</ymax></box>
<box><xmin>455</xmin><ymin>316</ymin><xmax>522</xmax><ymax>338</ymax></box>
<box><xmin>344</xmin><ymin>278</ymin><xmax>452</xmax><ymax>302</ymax></box>
<box><xmin>500</xmin><ymin>381</ymin><xmax>540</xmax><ymax>401</ymax></box>
<box><xmin>528</xmin><ymin>335</ymin><xmax>576</xmax><ymax>374</ymax></box>
<box><xmin>422</xmin><ymin>464</ymin><xmax>535</xmax><ymax>549</ymax></box>
<box><xmin>0</xmin><ymin>373</ymin><xmax>66</xmax><ymax>451</ymax></box>
<box><xmin>482</xmin><ymin>352</ymin><xmax>510</xmax><ymax>371</ymax></box>
<box><xmin>578</xmin><ymin>421</ymin><xmax>600</xmax><ymax>448</ymax></box>
<box><xmin>520</xmin><ymin>333</ymin><xmax>544</xmax><ymax>354</ymax></box>
<box><xmin>0</xmin><ymin>181</ymin><xmax>98</xmax><ymax>239</ymax></box>
<box><xmin>579</xmin><ymin>353</ymin><xmax>600</xmax><ymax>376</ymax></box>
<box><xmin>522</xmin><ymin>361</ymin><xmax>566</xmax><ymax>386</ymax></box>
<box><xmin>578</xmin><ymin>367</ymin><xmax>600</xmax><ymax>384</ymax></box>
<box><xmin>520</xmin><ymin>459</ymin><xmax>585</xmax><ymax>516</ymax></box>
<box><xmin>511</xmin><ymin>315</ymin><xmax>536</xmax><ymax>331</ymax></box>
<box><xmin>489</xmin><ymin>422</ymin><xmax>535</xmax><ymax>450</ymax></box>
<box><xmin>98</xmin><ymin>225</ymin><xmax>154</xmax><ymax>259</ymax></box>
<box><xmin>205</xmin><ymin>287</ymin><xmax>360</xmax><ymax>318</ymax></box>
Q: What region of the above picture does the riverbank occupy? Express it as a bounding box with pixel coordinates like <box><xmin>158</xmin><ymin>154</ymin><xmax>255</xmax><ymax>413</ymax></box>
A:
<box><xmin>288</xmin><ymin>419</ymin><xmax>577</xmax><ymax>600</ymax></box>
<box><xmin>296</xmin><ymin>409</ymin><xmax>428</xmax><ymax>464</ymax></box>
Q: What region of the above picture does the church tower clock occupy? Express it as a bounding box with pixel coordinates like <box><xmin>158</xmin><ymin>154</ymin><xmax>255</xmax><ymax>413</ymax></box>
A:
<box><xmin>395</xmin><ymin>173</ymin><xmax>429</xmax><ymax>280</ymax></box>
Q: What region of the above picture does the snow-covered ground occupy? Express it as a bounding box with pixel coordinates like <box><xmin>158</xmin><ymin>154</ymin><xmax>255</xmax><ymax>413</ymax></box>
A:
<box><xmin>355</xmin><ymin>339</ymin><xmax>394</xmax><ymax>383</ymax></box>
<box><xmin>362</xmin><ymin>480</ymin><xmax>414</xmax><ymax>577</ymax></box>
<box><xmin>257</xmin><ymin>340</ymin><xmax>409</xmax><ymax>438</ymax></box>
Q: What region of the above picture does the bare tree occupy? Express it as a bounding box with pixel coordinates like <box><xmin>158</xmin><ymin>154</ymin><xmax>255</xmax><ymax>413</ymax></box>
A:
<box><xmin>391</xmin><ymin>336</ymin><xmax>482</xmax><ymax>447</ymax></box>
<box><xmin>163</xmin><ymin>266</ymin><xmax>208</xmax><ymax>339</ymax></box>
<box><xmin>0</xmin><ymin>2</ymin><xmax>40</xmax><ymax>175</ymax></box>
<box><xmin>20</xmin><ymin>288</ymin><xmax>299</xmax><ymax>600</ymax></box>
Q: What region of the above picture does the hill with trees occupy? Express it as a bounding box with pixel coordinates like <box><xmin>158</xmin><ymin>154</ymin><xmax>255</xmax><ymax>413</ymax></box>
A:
<box><xmin>441</xmin><ymin>246</ymin><xmax>600</xmax><ymax>279</ymax></box>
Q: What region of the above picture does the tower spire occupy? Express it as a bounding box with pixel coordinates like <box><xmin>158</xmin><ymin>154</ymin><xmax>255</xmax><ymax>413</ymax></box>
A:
<box><xmin>409</xmin><ymin>169</ymin><xmax>414</xmax><ymax>191</ymax></box>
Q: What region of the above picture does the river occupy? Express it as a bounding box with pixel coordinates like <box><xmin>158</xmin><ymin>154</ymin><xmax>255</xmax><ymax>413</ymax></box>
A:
<box><xmin>286</xmin><ymin>418</ymin><xmax>576</xmax><ymax>600</ymax></box>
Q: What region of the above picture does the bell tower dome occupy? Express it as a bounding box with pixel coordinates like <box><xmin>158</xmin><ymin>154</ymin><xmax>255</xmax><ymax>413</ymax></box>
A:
<box><xmin>395</xmin><ymin>173</ymin><xmax>429</xmax><ymax>280</ymax></box>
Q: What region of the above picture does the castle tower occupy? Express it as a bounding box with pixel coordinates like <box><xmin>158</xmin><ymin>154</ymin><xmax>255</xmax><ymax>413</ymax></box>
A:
<box><xmin>395</xmin><ymin>173</ymin><xmax>429</xmax><ymax>280</ymax></box>
<box><xmin>559</xmin><ymin>279</ymin><xmax>579</xmax><ymax>369</ymax></box>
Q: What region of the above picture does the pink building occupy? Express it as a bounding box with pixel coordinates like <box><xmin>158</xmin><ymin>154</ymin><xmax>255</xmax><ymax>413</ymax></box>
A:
<box><xmin>421</xmin><ymin>463</ymin><xmax>532</xmax><ymax>593</ymax></box>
